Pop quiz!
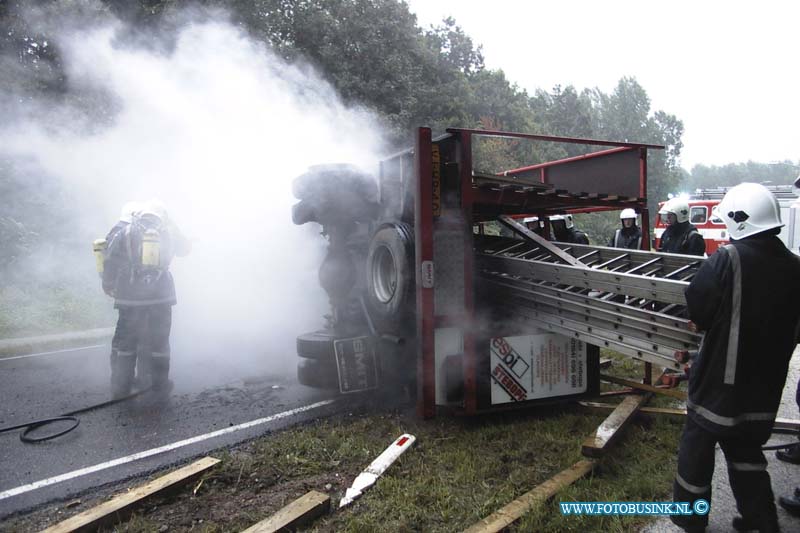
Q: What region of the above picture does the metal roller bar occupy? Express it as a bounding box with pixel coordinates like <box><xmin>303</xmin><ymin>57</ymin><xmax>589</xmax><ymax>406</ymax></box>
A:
<box><xmin>475</xmin><ymin>235</ymin><xmax>703</xmax><ymax>279</ymax></box>
<box><xmin>485</xmin><ymin>275</ymin><xmax>691</xmax><ymax>332</ymax></box>
<box><xmin>500</xmin><ymin>293</ymin><xmax>693</xmax><ymax>355</ymax></box>
<box><xmin>482</xmin><ymin>276</ymin><xmax>700</xmax><ymax>348</ymax></box>
<box><xmin>479</xmin><ymin>254</ymin><xmax>689</xmax><ymax>304</ymax></box>
<box><xmin>499</xmin><ymin>309</ymin><xmax>682</xmax><ymax>370</ymax></box>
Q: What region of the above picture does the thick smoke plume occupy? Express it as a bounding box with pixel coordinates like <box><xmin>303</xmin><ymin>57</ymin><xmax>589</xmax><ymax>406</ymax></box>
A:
<box><xmin>0</xmin><ymin>7</ymin><xmax>386</xmax><ymax>387</ymax></box>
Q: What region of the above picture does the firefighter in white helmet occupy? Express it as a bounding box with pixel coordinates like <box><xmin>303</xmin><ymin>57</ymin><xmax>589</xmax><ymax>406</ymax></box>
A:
<box><xmin>657</xmin><ymin>197</ymin><xmax>705</xmax><ymax>256</ymax></box>
<box><xmin>670</xmin><ymin>183</ymin><xmax>800</xmax><ymax>532</ymax></box>
<box><xmin>522</xmin><ymin>216</ymin><xmax>544</xmax><ymax>237</ymax></box>
<box><xmin>549</xmin><ymin>214</ymin><xmax>589</xmax><ymax>244</ymax></box>
<box><xmin>609</xmin><ymin>208</ymin><xmax>642</xmax><ymax>250</ymax></box>
<box><xmin>777</xmin><ymin>173</ymin><xmax>800</xmax><ymax>517</ymax></box>
<box><xmin>100</xmin><ymin>198</ymin><xmax>191</xmax><ymax>399</ymax></box>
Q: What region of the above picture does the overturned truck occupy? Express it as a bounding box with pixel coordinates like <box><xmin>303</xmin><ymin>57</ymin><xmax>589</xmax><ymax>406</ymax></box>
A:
<box><xmin>291</xmin><ymin>128</ymin><xmax>703</xmax><ymax>418</ymax></box>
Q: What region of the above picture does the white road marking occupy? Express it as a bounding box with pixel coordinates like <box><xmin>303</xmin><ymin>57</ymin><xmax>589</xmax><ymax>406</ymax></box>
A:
<box><xmin>0</xmin><ymin>345</ymin><xmax>107</xmax><ymax>362</ymax></box>
<box><xmin>0</xmin><ymin>399</ymin><xmax>336</xmax><ymax>501</ymax></box>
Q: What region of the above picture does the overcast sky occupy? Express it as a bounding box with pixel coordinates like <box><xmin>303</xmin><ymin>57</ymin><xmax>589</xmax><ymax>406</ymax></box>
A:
<box><xmin>405</xmin><ymin>0</ymin><xmax>799</xmax><ymax>170</ymax></box>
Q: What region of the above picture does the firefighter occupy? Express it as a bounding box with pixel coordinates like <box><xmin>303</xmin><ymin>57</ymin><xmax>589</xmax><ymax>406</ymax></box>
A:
<box><xmin>609</xmin><ymin>208</ymin><xmax>642</xmax><ymax>249</ymax></box>
<box><xmin>670</xmin><ymin>183</ymin><xmax>800</xmax><ymax>533</ymax></box>
<box><xmin>657</xmin><ymin>197</ymin><xmax>706</xmax><ymax>256</ymax></box>
<box><xmin>523</xmin><ymin>216</ymin><xmax>544</xmax><ymax>236</ymax></box>
<box><xmin>101</xmin><ymin>199</ymin><xmax>191</xmax><ymax>399</ymax></box>
<box><xmin>549</xmin><ymin>214</ymin><xmax>589</xmax><ymax>244</ymax></box>
<box><xmin>776</xmin><ymin>173</ymin><xmax>800</xmax><ymax>517</ymax></box>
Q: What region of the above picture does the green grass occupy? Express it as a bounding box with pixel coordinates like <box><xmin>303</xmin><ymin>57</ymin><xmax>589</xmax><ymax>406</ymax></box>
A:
<box><xmin>0</xmin><ymin>279</ymin><xmax>113</xmax><ymax>338</ymax></box>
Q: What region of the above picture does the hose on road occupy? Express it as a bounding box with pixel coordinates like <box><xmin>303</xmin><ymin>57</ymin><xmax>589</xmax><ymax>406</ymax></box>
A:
<box><xmin>0</xmin><ymin>387</ymin><xmax>150</xmax><ymax>443</ymax></box>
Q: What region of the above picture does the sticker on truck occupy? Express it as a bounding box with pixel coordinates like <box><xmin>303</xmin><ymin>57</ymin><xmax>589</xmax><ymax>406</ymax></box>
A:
<box><xmin>490</xmin><ymin>334</ymin><xmax>587</xmax><ymax>404</ymax></box>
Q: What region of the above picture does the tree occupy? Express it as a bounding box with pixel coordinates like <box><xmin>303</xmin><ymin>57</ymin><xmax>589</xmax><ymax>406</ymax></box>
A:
<box><xmin>686</xmin><ymin>161</ymin><xmax>800</xmax><ymax>190</ymax></box>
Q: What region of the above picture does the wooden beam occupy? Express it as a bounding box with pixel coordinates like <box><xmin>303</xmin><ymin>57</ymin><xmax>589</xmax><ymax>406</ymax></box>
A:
<box><xmin>582</xmin><ymin>394</ymin><xmax>650</xmax><ymax>458</ymax></box>
<box><xmin>599</xmin><ymin>388</ymin><xmax>638</xmax><ymax>397</ymax></box>
<box><xmin>463</xmin><ymin>459</ymin><xmax>596</xmax><ymax>533</ymax></box>
<box><xmin>579</xmin><ymin>401</ymin><xmax>800</xmax><ymax>431</ymax></box>
<box><xmin>580</xmin><ymin>401</ymin><xmax>685</xmax><ymax>417</ymax></box>
<box><xmin>41</xmin><ymin>457</ymin><xmax>220</xmax><ymax>533</ymax></box>
<box><xmin>241</xmin><ymin>490</ymin><xmax>330</xmax><ymax>533</ymax></box>
<box><xmin>600</xmin><ymin>373</ymin><xmax>687</xmax><ymax>400</ymax></box>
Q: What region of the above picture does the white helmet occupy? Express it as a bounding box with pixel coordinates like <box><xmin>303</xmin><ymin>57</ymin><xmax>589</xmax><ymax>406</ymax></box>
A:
<box><xmin>658</xmin><ymin>198</ymin><xmax>690</xmax><ymax>224</ymax></box>
<box><xmin>620</xmin><ymin>208</ymin><xmax>637</xmax><ymax>221</ymax></box>
<box><xmin>713</xmin><ymin>182</ymin><xmax>783</xmax><ymax>240</ymax></box>
<box><xmin>119</xmin><ymin>201</ymin><xmax>142</xmax><ymax>223</ymax></box>
<box><xmin>550</xmin><ymin>214</ymin><xmax>574</xmax><ymax>229</ymax></box>
<box><xmin>140</xmin><ymin>198</ymin><xmax>168</xmax><ymax>222</ymax></box>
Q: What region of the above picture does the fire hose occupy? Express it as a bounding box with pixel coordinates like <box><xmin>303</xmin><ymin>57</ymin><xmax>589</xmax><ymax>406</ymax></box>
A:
<box><xmin>0</xmin><ymin>387</ymin><xmax>150</xmax><ymax>443</ymax></box>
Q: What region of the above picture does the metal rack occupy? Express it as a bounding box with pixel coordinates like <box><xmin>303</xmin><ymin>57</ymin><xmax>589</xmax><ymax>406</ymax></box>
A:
<box><xmin>475</xmin><ymin>217</ymin><xmax>703</xmax><ymax>370</ymax></box>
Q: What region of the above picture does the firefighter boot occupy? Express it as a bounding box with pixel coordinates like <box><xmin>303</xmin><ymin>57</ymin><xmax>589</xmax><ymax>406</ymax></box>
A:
<box><xmin>778</xmin><ymin>486</ymin><xmax>800</xmax><ymax>517</ymax></box>
<box><xmin>732</xmin><ymin>515</ymin><xmax>781</xmax><ymax>532</ymax></box>
<box><xmin>111</xmin><ymin>350</ymin><xmax>136</xmax><ymax>399</ymax></box>
<box><xmin>776</xmin><ymin>443</ymin><xmax>800</xmax><ymax>464</ymax></box>
<box><xmin>669</xmin><ymin>513</ymin><xmax>705</xmax><ymax>533</ymax></box>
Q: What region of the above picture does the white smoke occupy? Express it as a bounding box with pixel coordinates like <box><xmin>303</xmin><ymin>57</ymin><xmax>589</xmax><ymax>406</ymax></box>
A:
<box><xmin>0</xmin><ymin>9</ymin><xmax>386</xmax><ymax>385</ymax></box>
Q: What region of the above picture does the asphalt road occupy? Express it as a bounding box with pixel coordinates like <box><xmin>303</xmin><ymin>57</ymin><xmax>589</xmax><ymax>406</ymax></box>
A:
<box><xmin>0</xmin><ymin>339</ymin><xmax>341</xmax><ymax>519</ymax></box>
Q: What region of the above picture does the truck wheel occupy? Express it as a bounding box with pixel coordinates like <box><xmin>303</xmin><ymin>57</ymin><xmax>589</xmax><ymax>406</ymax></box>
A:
<box><xmin>366</xmin><ymin>223</ymin><xmax>414</xmax><ymax>326</ymax></box>
<box><xmin>296</xmin><ymin>330</ymin><xmax>337</xmax><ymax>361</ymax></box>
<box><xmin>297</xmin><ymin>358</ymin><xmax>339</xmax><ymax>390</ymax></box>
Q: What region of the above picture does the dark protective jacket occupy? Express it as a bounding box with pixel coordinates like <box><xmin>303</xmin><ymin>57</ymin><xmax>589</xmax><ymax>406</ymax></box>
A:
<box><xmin>659</xmin><ymin>221</ymin><xmax>705</xmax><ymax>256</ymax></box>
<box><xmin>684</xmin><ymin>236</ymin><xmax>800</xmax><ymax>440</ymax></box>
<box><xmin>103</xmin><ymin>219</ymin><xmax>189</xmax><ymax>307</ymax></box>
<box><xmin>554</xmin><ymin>227</ymin><xmax>590</xmax><ymax>245</ymax></box>
<box><xmin>609</xmin><ymin>226</ymin><xmax>642</xmax><ymax>249</ymax></box>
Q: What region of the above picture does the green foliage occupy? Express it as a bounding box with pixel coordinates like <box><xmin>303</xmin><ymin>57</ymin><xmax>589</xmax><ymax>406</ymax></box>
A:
<box><xmin>685</xmin><ymin>160</ymin><xmax>799</xmax><ymax>191</ymax></box>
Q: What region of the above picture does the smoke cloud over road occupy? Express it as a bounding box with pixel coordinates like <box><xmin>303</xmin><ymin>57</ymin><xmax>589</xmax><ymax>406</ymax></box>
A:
<box><xmin>0</xmin><ymin>5</ymin><xmax>385</xmax><ymax>387</ymax></box>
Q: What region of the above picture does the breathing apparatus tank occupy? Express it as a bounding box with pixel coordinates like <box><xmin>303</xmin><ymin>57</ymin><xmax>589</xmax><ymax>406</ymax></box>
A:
<box><xmin>141</xmin><ymin>228</ymin><xmax>161</xmax><ymax>267</ymax></box>
<box><xmin>93</xmin><ymin>239</ymin><xmax>107</xmax><ymax>274</ymax></box>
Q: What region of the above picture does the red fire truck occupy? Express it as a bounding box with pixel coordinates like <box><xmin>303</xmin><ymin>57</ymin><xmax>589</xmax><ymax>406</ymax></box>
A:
<box><xmin>653</xmin><ymin>185</ymin><xmax>800</xmax><ymax>255</ymax></box>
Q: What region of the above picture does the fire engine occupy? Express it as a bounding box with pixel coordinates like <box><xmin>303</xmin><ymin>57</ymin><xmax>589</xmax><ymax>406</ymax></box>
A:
<box><xmin>654</xmin><ymin>185</ymin><xmax>800</xmax><ymax>255</ymax></box>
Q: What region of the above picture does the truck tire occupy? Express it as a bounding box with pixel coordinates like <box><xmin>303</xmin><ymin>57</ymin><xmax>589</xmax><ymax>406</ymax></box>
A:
<box><xmin>297</xmin><ymin>358</ymin><xmax>339</xmax><ymax>390</ymax></box>
<box><xmin>365</xmin><ymin>223</ymin><xmax>414</xmax><ymax>327</ymax></box>
<box><xmin>296</xmin><ymin>330</ymin><xmax>337</xmax><ymax>361</ymax></box>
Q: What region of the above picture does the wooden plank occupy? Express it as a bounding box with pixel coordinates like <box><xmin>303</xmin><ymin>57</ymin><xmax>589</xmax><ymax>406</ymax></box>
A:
<box><xmin>41</xmin><ymin>457</ymin><xmax>220</xmax><ymax>533</ymax></box>
<box><xmin>463</xmin><ymin>459</ymin><xmax>596</xmax><ymax>533</ymax></box>
<box><xmin>580</xmin><ymin>401</ymin><xmax>685</xmax><ymax>417</ymax></box>
<box><xmin>241</xmin><ymin>490</ymin><xmax>330</xmax><ymax>533</ymax></box>
<box><xmin>581</xmin><ymin>393</ymin><xmax>650</xmax><ymax>458</ymax></box>
<box><xmin>579</xmin><ymin>401</ymin><xmax>800</xmax><ymax>431</ymax></box>
<box><xmin>599</xmin><ymin>388</ymin><xmax>638</xmax><ymax>397</ymax></box>
<box><xmin>600</xmin><ymin>373</ymin><xmax>687</xmax><ymax>400</ymax></box>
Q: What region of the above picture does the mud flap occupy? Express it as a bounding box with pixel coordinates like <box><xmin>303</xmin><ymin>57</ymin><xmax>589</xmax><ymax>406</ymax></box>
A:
<box><xmin>334</xmin><ymin>336</ymin><xmax>379</xmax><ymax>393</ymax></box>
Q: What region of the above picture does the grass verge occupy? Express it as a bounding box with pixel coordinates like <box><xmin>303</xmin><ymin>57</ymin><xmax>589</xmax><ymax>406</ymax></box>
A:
<box><xmin>0</xmin><ymin>279</ymin><xmax>114</xmax><ymax>339</ymax></box>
